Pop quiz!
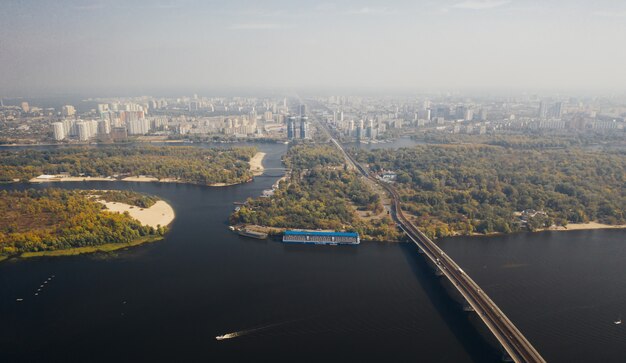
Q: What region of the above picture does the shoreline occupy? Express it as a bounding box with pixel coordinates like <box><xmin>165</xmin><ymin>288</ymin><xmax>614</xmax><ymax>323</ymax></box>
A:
<box><xmin>249</xmin><ymin>152</ymin><xmax>266</xmax><ymax>176</ymax></box>
<box><xmin>18</xmin><ymin>235</ymin><xmax>164</xmax><ymax>259</ymax></box>
<box><xmin>540</xmin><ymin>222</ymin><xmax>626</xmax><ymax>232</ymax></box>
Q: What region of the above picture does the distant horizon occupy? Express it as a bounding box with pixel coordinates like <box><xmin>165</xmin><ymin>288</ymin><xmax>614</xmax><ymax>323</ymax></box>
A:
<box><xmin>3</xmin><ymin>86</ymin><xmax>626</xmax><ymax>101</ymax></box>
<box><xmin>2</xmin><ymin>0</ymin><xmax>626</xmax><ymax>95</ymax></box>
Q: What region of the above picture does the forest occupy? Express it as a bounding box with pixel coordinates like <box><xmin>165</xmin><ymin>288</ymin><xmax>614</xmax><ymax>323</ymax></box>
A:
<box><xmin>0</xmin><ymin>145</ymin><xmax>257</xmax><ymax>185</ymax></box>
<box><xmin>230</xmin><ymin>144</ymin><xmax>402</xmax><ymax>241</ymax></box>
<box><xmin>0</xmin><ymin>189</ymin><xmax>166</xmax><ymax>258</ymax></box>
<box><xmin>352</xmin><ymin>144</ymin><xmax>625</xmax><ymax>238</ymax></box>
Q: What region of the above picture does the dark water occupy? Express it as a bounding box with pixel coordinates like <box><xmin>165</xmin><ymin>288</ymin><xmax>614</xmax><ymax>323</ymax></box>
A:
<box><xmin>1</xmin><ymin>142</ymin><xmax>625</xmax><ymax>362</ymax></box>
<box><xmin>439</xmin><ymin>230</ymin><xmax>626</xmax><ymax>363</ymax></box>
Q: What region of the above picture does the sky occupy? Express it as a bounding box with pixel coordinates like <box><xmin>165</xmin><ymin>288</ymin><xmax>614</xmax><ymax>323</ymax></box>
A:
<box><xmin>1</xmin><ymin>0</ymin><xmax>626</xmax><ymax>96</ymax></box>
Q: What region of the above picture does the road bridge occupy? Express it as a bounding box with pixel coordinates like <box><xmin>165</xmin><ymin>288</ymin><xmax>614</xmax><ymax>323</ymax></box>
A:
<box><xmin>313</xmin><ymin>112</ymin><xmax>546</xmax><ymax>363</ymax></box>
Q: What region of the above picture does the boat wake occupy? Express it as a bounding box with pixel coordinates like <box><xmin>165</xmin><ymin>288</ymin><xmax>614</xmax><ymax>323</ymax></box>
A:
<box><xmin>215</xmin><ymin>317</ymin><xmax>309</xmax><ymax>341</ymax></box>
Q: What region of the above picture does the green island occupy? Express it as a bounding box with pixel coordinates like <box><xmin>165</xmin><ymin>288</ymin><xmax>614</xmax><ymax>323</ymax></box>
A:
<box><xmin>0</xmin><ymin>189</ymin><xmax>169</xmax><ymax>260</ymax></box>
<box><xmin>230</xmin><ymin>144</ymin><xmax>402</xmax><ymax>241</ymax></box>
<box><xmin>352</xmin><ymin>144</ymin><xmax>625</xmax><ymax>239</ymax></box>
<box><xmin>0</xmin><ymin>145</ymin><xmax>258</xmax><ymax>186</ymax></box>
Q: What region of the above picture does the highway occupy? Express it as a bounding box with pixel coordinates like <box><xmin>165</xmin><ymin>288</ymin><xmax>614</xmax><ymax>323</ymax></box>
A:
<box><xmin>314</xmin><ymin>114</ymin><xmax>546</xmax><ymax>363</ymax></box>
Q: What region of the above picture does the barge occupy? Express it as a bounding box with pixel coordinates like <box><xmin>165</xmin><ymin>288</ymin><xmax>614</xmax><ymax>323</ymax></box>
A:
<box><xmin>282</xmin><ymin>230</ymin><xmax>360</xmax><ymax>245</ymax></box>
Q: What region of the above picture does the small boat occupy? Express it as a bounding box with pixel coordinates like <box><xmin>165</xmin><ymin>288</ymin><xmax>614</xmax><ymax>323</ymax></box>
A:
<box><xmin>615</xmin><ymin>316</ymin><xmax>622</xmax><ymax>325</ymax></box>
<box><xmin>16</xmin><ymin>298</ymin><xmax>23</xmax><ymax>302</ymax></box>
<box><xmin>238</xmin><ymin>229</ymin><xmax>268</xmax><ymax>240</ymax></box>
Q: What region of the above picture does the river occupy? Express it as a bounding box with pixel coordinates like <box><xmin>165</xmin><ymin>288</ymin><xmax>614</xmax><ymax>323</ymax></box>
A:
<box><xmin>1</xmin><ymin>141</ymin><xmax>624</xmax><ymax>362</ymax></box>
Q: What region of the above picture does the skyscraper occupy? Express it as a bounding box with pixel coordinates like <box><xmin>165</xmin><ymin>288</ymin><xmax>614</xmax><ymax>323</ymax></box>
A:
<box><xmin>299</xmin><ymin>104</ymin><xmax>307</xmax><ymax>116</ymax></box>
<box><xmin>538</xmin><ymin>101</ymin><xmax>548</xmax><ymax>119</ymax></box>
<box><xmin>21</xmin><ymin>102</ymin><xmax>29</xmax><ymax>113</ymax></box>
<box><xmin>300</xmin><ymin>116</ymin><xmax>309</xmax><ymax>139</ymax></box>
<box><xmin>287</xmin><ymin>115</ymin><xmax>296</xmax><ymax>139</ymax></box>
<box><xmin>52</xmin><ymin>122</ymin><xmax>65</xmax><ymax>140</ymax></box>
<box><xmin>553</xmin><ymin>102</ymin><xmax>563</xmax><ymax>119</ymax></box>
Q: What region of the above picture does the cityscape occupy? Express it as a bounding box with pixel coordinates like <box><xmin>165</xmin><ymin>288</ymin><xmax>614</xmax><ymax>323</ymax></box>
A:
<box><xmin>1</xmin><ymin>93</ymin><xmax>624</xmax><ymax>145</ymax></box>
<box><xmin>1</xmin><ymin>1</ymin><xmax>626</xmax><ymax>363</ymax></box>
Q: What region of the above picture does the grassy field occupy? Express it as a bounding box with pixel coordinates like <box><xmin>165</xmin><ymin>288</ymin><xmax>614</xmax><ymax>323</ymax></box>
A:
<box><xmin>18</xmin><ymin>235</ymin><xmax>164</xmax><ymax>259</ymax></box>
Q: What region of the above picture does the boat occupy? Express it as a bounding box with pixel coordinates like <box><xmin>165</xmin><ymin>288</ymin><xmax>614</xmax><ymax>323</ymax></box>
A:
<box><xmin>238</xmin><ymin>229</ymin><xmax>268</xmax><ymax>240</ymax></box>
<box><xmin>16</xmin><ymin>298</ymin><xmax>23</xmax><ymax>302</ymax></box>
<box><xmin>615</xmin><ymin>316</ymin><xmax>622</xmax><ymax>325</ymax></box>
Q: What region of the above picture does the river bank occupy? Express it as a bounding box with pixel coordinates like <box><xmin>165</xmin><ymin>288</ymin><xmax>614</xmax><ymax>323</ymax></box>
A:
<box><xmin>249</xmin><ymin>152</ymin><xmax>266</xmax><ymax>176</ymax></box>
<box><xmin>19</xmin><ymin>235</ymin><xmax>165</xmax><ymax>258</ymax></box>
<box><xmin>542</xmin><ymin>221</ymin><xmax>626</xmax><ymax>231</ymax></box>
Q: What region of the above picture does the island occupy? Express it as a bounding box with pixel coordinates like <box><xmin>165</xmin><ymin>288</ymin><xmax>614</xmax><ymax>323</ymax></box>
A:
<box><xmin>0</xmin><ymin>145</ymin><xmax>261</xmax><ymax>187</ymax></box>
<box><xmin>230</xmin><ymin>144</ymin><xmax>402</xmax><ymax>242</ymax></box>
<box><xmin>352</xmin><ymin>143</ymin><xmax>626</xmax><ymax>239</ymax></box>
<box><xmin>0</xmin><ymin>189</ymin><xmax>175</xmax><ymax>261</ymax></box>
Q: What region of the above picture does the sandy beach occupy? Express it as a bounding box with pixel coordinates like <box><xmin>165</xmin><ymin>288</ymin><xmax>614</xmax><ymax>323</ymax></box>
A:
<box><xmin>545</xmin><ymin>222</ymin><xmax>626</xmax><ymax>231</ymax></box>
<box><xmin>29</xmin><ymin>176</ymin><xmax>113</xmax><ymax>183</ymax></box>
<box><xmin>99</xmin><ymin>200</ymin><xmax>175</xmax><ymax>228</ymax></box>
<box><xmin>249</xmin><ymin>152</ymin><xmax>266</xmax><ymax>176</ymax></box>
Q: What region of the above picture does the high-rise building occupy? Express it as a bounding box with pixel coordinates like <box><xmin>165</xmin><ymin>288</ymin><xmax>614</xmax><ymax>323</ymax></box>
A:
<box><xmin>553</xmin><ymin>102</ymin><xmax>563</xmax><ymax>119</ymax></box>
<box><xmin>77</xmin><ymin>122</ymin><xmax>90</xmax><ymax>141</ymax></box>
<box><xmin>189</xmin><ymin>100</ymin><xmax>200</xmax><ymax>112</ymax></box>
<box><xmin>300</xmin><ymin>116</ymin><xmax>309</xmax><ymax>139</ymax></box>
<box><xmin>287</xmin><ymin>115</ymin><xmax>296</xmax><ymax>139</ymax></box>
<box><xmin>21</xmin><ymin>102</ymin><xmax>30</xmax><ymax>113</ymax></box>
<box><xmin>127</xmin><ymin>118</ymin><xmax>150</xmax><ymax>135</ymax></box>
<box><xmin>538</xmin><ymin>101</ymin><xmax>548</xmax><ymax>119</ymax></box>
<box><xmin>355</xmin><ymin>119</ymin><xmax>363</xmax><ymax>140</ymax></box>
<box><xmin>97</xmin><ymin>104</ymin><xmax>109</xmax><ymax>114</ymax></box>
<box><xmin>366</xmin><ymin>119</ymin><xmax>374</xmax><ymax>138</ymax></box>
<box><xmin>97</xmin><ymin>119</ymin><xmax>111</xmax><ymax>135</ymax></box>
<box><xmin>52</xmin><ymin>122</ymin><xmax>65</xmax><ymax>140</ymax></box>
<box><xmin>299</xmin><ymin>104</ymin><xmax>307</xmax><ymax>116</ymax></box>
<box><xmin>62</xmin><ymin>105</ymin><xmax>76</xmax><ymax>117</ymax></box>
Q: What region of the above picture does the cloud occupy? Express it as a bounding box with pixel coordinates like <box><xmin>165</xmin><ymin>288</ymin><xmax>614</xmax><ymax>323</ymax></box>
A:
<box><xmin>229</xmin><ymin>23</ymin><xmax>286</xmax><ymax>30</ymax></box>
<box><xmin>594</xmin><ymin>10</ymin><xmax>626</xmax><ymax>18</ymax></box>
<box><xmin>451</xmin><ymin>0</ymin><xmax>511</xmax><ymax>10</ymax></box>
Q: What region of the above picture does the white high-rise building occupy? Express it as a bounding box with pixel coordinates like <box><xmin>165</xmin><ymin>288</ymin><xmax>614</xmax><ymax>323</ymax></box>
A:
<box><xmin>77</xmin><ymin>122</ymin><xmax>90</xmax><ymax>141</ymax></box>
<box><xmin>52</xmin><ymin>122</ymin><xmax>66</xmax><ymax>140</ymax></box>
<box><xmin>62</xmin><ymin>105</ymin><xmax>76</xmax><ymax>117</ymax></box>
<box><xmin>127</xmin><ymin>118</ymin><xmax>150</xmax><ymax>135</ymax></box>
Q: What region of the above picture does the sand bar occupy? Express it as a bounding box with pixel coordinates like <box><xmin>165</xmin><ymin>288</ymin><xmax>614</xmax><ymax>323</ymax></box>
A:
<box><xmin>545</xmin><ymin>222</ymin><xmax>626</xmax><ymax>231</ymax></box>
<box><xmin>250</xmin><ymin>152</ymin><xmax>266</xmax><ymax>176</ymax></box>
<box><xmin>99</xmin><ymin>200</ymin><xmax>175</xmax><ymax>228</ymax></box>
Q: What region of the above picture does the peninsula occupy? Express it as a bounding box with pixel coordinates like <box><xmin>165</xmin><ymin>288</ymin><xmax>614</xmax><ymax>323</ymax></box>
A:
<box><xmin>0</xmin><ymin>189</ymin><xmax>174</xmax><ymax>261</ymax></box>
<box><xmin>230</xmin><ymin>144</ymin><xmax>402</xmax><ymax>242</ymax></box>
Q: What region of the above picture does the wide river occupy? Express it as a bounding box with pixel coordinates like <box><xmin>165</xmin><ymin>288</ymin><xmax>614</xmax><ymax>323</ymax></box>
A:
<box><xmin>1</xmin><ymin>141</ymin><xmax>625</xmax><ymax>362</ymax></box>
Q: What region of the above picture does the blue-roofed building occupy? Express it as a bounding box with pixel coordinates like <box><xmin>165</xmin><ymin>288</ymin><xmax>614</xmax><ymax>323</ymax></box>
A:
<box><xmin>282</xmin><ymin>230</ymin><xmax>360</xmax><ymax>245</ymax></box>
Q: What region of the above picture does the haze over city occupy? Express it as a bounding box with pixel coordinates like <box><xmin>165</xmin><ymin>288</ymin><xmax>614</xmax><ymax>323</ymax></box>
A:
<box><xmin>2</xmin><ymin>0</ymin><xmax>626</xmax><ymax>95</ymax></box>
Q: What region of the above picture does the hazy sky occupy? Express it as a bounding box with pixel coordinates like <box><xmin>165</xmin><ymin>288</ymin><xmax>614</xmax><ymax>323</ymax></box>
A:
<box><xmin>1</xmin><ymin>0</ymin><xmax>626</xmax><ymax>95</ymax></box>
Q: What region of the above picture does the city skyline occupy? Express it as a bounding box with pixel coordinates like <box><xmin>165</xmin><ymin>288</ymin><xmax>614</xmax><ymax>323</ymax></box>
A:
<box><xmin>2</xmin><ymin>0</ymin><xmax>626</xmax><ymax>96</ymax></box>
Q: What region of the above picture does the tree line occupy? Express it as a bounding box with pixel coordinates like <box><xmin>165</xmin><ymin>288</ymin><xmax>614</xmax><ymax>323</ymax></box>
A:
<box><xmin>0</xmin><ymin>145</ymin><xmax>257</xmax><ymax>185</ymax></box>
<box><xmin>352</xmin><ymin>144</ymin><xmax>625</xmax><ymax>238</ymax></box>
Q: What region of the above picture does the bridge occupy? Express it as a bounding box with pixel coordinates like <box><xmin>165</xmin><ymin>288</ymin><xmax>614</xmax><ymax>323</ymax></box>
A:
<box><xmin>314</xmin><ymin>113</ymin><xmax>546</xmax><ymax>363</ymax></box>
